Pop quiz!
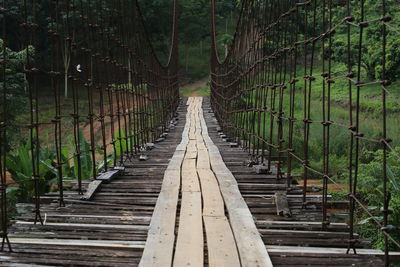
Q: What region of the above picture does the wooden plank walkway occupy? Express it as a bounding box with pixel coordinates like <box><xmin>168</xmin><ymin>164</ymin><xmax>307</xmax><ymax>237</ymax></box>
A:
<box><xmin>140</xmin><ymin>97</ymin><xmax>270</xmax><ymax>267</ymax></box>
<box><xmin>1</xmin><ymin>96</ymin><xmax>398</xmax><ymax>266</ymax></box>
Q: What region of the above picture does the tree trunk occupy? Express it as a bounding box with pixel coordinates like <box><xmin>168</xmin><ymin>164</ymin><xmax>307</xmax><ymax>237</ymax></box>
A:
<box><xmin>64</xmin><ymin>71</ymin><xmax>68</xmax><ymax>98</ymax></box>
<box><xmin>128</xmin><ymin>58</ymin><xmax>132</xmax><ymax>86</ymax></box>
<box><xmin>186</xmin><ymin>46</ymin><xmax>189</xmax><ymax>72</ymax></box>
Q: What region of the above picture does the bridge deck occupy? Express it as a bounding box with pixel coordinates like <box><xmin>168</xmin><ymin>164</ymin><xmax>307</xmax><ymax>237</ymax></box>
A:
<box><xmin>0</xmin><ymin>97</ymin><xmax>393</xmax><ymax>266</ymax></box>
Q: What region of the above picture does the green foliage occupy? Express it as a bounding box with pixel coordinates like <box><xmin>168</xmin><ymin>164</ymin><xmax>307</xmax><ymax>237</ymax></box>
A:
<box><xmin>218</xmin><ymin>33</ymin><xmax>233</xmax><ymax>57</ymax></box>
<box><xmin>6</xmin><ymin>132</ymin><xmax>107</xmax><ymax>211</ymax></box>
<box><xmin>6</xmin><ymin>186</ymin><xmax>19</xmax><ymax>218</ymax></box>
<box><xmin>0</xmin><ymin>39</ymin><xmax>31</xmax><ymax>146</ymax></box>
<box><xmin>70</xmin><ymin>134</ymin><xmax>96</xmax><ymax>180</ymax></box>
<box><xmin>180</xmin><ymin>43</ymin><xmax>211</xmax><ymax>82</ymax></box>
<box><xmin>139</xmin><ymin>0</ymin><xmax>238</xmax><ymax>82</ymax></box>
<box><xmin>357</xmin><ymin>147</ymin><xmax>400</xmax><ymax>251</ymax></box>
<box><xmin>111</xmin><ymin>83</ymin><xmax>148</xmax><ymax>91</ymax></box>
<box><xmin>114</xmin><ymin>130</ymin><xmax>127</xmax><ymax>160</ymax></box>
<box><xmin>180</xmin><ymin>85</ymin><xmax>210</xmax><ymax>97</ymax></box>
<box><xmin>42</xmin><ymin>132</ymin><xmax>108</xmax><ymax>183</ymax></box>
<box><xmin>329</xmin><ymin>189</ymin><xmax>348</xmax><ymax>201</ymax></box>
<box><xmin>62</xmin><ymin>134</ymin><xmax>94</xmax><ymax>181</ymax></box>
<box><xmin>329</xmin><ymin>0</ymin><xmax>400</xmax><ymax>81</ymax></box>
<box><xmin>138</xmin><ymin>0</ymin><xmax>174</xmax><ymax>64</ymax></box>
<box><xmin>6</xmin><ymin>141</ymin><xmax>56</xmax><ymax>203</ymax></box>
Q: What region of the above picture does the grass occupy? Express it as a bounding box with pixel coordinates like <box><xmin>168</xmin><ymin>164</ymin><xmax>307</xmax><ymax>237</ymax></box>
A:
<box><xmin>180</xmin><ymin>77</ymin><xmax>210</xmax><ymax>97</ymax></box>
<box><xmin>180</xmin><ymin>86</ymin><xmax>210</xmax><ymax>97</ymax></box>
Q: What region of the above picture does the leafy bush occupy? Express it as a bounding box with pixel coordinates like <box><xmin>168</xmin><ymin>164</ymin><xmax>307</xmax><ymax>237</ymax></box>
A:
<box><xmin>6</xmin><ymin>141</ymin><xmax>56</xmax><ymax>203</ymax></box>
<box><xmin>0</xmin><ymin>39</ymin><xmax>32</xmax><ymax>146</ymax></box>
<box><xmin>357</xmin><ymin>147</ymin><xmax>400</xmax><ymax>251</ymax></box>
<box><xmin>6</xmin><ymin>132</ymin><xmax>108</xmax><ymax>219</ymax></box>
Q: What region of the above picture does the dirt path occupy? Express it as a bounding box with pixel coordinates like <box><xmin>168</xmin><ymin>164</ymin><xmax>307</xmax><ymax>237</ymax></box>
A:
<box><xmin>180</xmin><ymin>77</ymin><xmax>209</xmax><ymax>97</ymax></box>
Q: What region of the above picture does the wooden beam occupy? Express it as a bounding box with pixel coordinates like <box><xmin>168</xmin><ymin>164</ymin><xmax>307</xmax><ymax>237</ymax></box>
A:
<box><xmin>173</xmin><ymin>191</ymin><xmax>203</xmax><ymax>267</ymax></box>
<box><xmin>266</xmin><ymin>245</ymin><xmax>400</xmax><ymax>257</ymax></box>
<box><xmin>96</xmin><ymin>169</ymin><xmax>121</xmax><ymax>182</ymax></box>
<box><xmin>197</xmin><ymin>169</ymin><xmax>224</xmax><ymax>217</ymax></box>
<box><xmin>181</xmin><ymin>158</ymin><xmax>200</xmax><ymax>192</ymax></box>
<box><xmin>274</xmin><ymin>192</ymin><xmax>291</xmax><ymax>217</ymax></box>
<box><xmin>203</xmin><ymin>216</ymin><xmax>241</xmax><ymax>267</ymax></box>
<box><xmin>15</xmin><ymin>221</ymin><xmax>148</xmax><ymax>230</ymax></box>
<box><xmin>80</xmin><ymin>180</ymin><xmax>102</xmax><ymax>201</ymax></box>
<box><xmin>9</xmin><ymin>238</ymin><xmax>145</xmax><ymax>249</ymax></box>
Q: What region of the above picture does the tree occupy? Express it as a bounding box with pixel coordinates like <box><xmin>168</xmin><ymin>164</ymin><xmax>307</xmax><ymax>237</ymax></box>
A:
<box><xmin>330</xmin><ymin>0</ymin><xmax>400</xmax><ymax>81</ymax></box>
<box><xmin>219</xmin><ymin>33</ymin><xmax>233</xmax><ymax>58</ymax></box>
<box><xmin>0</xmin><ymin>39</ymin><xmax>31</xmax><ymax>143</ymax></box>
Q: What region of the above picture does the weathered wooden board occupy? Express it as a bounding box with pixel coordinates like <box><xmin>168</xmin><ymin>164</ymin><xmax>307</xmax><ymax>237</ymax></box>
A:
<box><xmin>173</xmin><ymin>191</ymin><xmax>203</xmax><ymax>267</ymax></box>
<box><xmin>9</xmin><ymin>238</ymin><xmax>145</xmax><ymax>249</ymax></box>
<box><xmin>274</xmin><ymin>192</ymin><xmax>291</xmax><ymax>217</ymax></box>
<box><xmin>96</xmin><ymin>170</ymin><xmax>121</xmax><ymax>182</ymax></box>
<box><xmin>197</xmin><ymin>149</ymin><xmax>210</xmax><ymax>169</ymax></box>
<box><xmin>203</xmin><ymin>216</ymin><xmax>241</xmax><ymax>267</ymax></box>
<box><xmin>197</xmin><ymin>169</ymin><xmax>224</xmax><ymax>217</ymax></box>
<box><xmin>80</xmin><ymin>180</ymin><xmax>103</xmax><ymax>201</ymax></box>
<box><xmin>181</xmin><ymin>158</ymin><xmax>200</xmax><ymax>192</ymax></box>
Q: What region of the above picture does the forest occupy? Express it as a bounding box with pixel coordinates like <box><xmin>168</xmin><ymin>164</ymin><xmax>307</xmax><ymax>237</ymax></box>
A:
<box><xmin>0</xmin><ymin>0</ymin><xmax>399</xmax><ymax>259</ymax></box>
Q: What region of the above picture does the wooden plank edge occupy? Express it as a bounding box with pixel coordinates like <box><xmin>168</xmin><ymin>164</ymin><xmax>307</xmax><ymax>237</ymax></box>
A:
<box><xmin>198</xmin><ymin>100</ymin><xmax>274</xmax><ymax>267</ymax></box>
<box><xmin>9</xmin><ymin>238</ymin><xmax>145</xmax><ymax>249</ymax></box>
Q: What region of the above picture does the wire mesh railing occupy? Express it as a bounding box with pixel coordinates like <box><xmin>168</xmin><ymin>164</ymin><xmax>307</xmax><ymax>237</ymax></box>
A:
<box><xmin>211</xmin><ymin>0</ymin><xmax>399</xmax><ymax>265</ymax></box>
<box><xmin>0</xmin><ymin>0</ymin><xmax>179</xmax><ymax>251</ymax></box>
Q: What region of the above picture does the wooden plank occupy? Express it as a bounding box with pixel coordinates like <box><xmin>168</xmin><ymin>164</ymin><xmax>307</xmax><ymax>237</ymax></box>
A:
<box><xmin>197</xmin><ymin>169</ymin><xmax>224</xmax><ymax>217</ymax></box>
<box><xmin>139</xmin><ymin>190</ymin><xmax>179</xmax><ymax>267</ymax></box>
<box><xmin>173</xmin><ymin>191</ymin><xmax>203</xmax><ymax>267</ymax></box>
<box><xmin>181</xmin><ymin>158</ymin><xmax>200</xmax><ymax>192</ymax></box>
<box><xmin>167</xmin><ymin>151</ymin><xmax>185</xmax><ymax>170</ymax></box>
<box><xmin>203</xmin><ymin>216</ymin><xmax>241</xmax><ymax>267</ymax></box>
<box><xmin>96</xmin><ymin>169</ymin><xmax>121</xmax><ymax>182</ymax></box>
<box><xmin>196</xmin><ymin>142</ymin><xmax>207</xmax><ymax>151</ymax></box>
<box><xmin>185</xmin><ymin>150</ymin><xmax>197</xmax><ymax>159</ymax></box>
<box><xmin>274</xmin><ymin>192</ymin><xmax>291</xmax><ymax>217</ymax></box>
<box><xmin>15</xmin><ymin>221</ymin><xmax>148</xmax><ymax>230</ymax></box>
<box><xmin>256</xmin><ymin>221</ymin><xmax>348</xmax><ymax>228</ymax></box>
<box><xmin>80</xmin><ymin>180</ymin><xmax>103</xmax><ymax>201</ymax></box>
<box><xmin>196</xmin><ymin>132</ymin><xmax>203</xmax><ymax>143</ymax></box>
<box><xmin>197</xmin><ymin>149</ymin><xmax>210</xmax><ymax>169</ymax></box>
<box><xmin>1</xmin><ymin>264</ymin><xmax>50</xmax><ymax>267</ymax></box>
<box><xmin>9</xmin><ymin>238</ymin><xmax>145</xmax><ymax>249</ymax></box>
<box><xmin>188</xmin><ymin>101</ymin><xmax>197</xmax><ymax>140</ymax></box>
<box><xmin>266</xmin><ymin>245</ymin><xmax>400</xmax><ymax>256</ymax></box>
<box><xmin>40</xmin><ymin>214</ymin><xmax>151</xmax><ymax>220</ymax></box>
<box><xmin>189</xmin><ymin>130</ymin><xmax>196</xmax><ymax>140</ymax></box>
<box><xmin>186</xmin><ymin>140</ymin><xmax>197</xmax><ymax>152</ymax></box>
